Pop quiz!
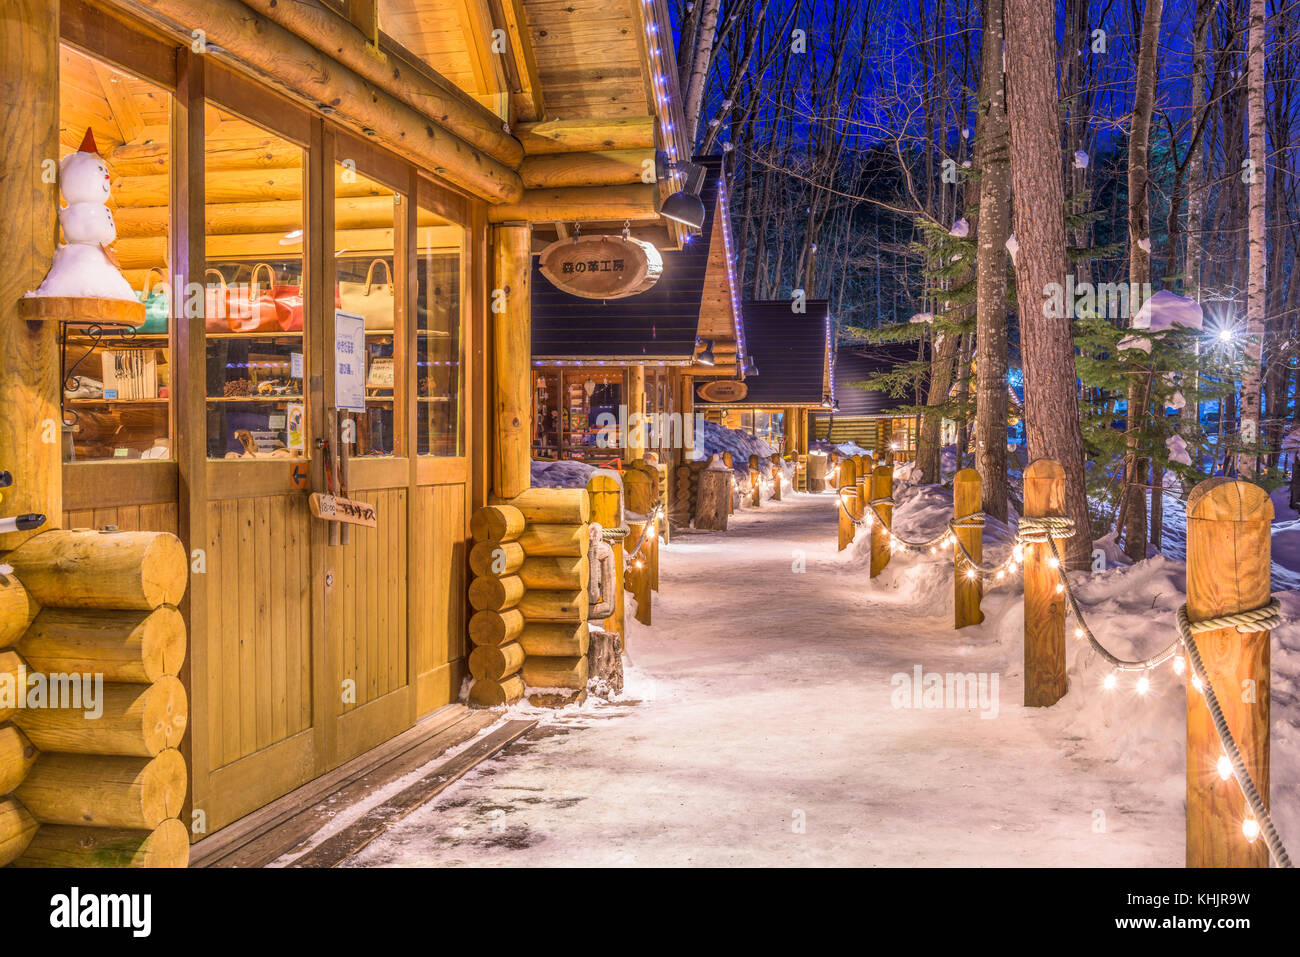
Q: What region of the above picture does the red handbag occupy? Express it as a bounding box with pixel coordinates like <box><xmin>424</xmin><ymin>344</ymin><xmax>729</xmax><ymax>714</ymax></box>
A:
<box><xmin>274</xmin><ymin>281</ymin><xmax>304</xmax><ymax>332</ymax></box>
<box><xmin>226</xmin><ymin>263</ymin><xmax>281</xmax><ymax>333</ymax></box>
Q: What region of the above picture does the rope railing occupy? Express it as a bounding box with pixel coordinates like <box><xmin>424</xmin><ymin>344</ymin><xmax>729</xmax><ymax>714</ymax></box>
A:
<box><xmin>837</xmin><ymin>484</ymin><xmax>1292</xmax><ymax>868</ymax></box>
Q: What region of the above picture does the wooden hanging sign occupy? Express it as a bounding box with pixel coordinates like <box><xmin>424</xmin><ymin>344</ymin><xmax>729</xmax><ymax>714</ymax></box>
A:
<box><xmin>310</xmin><ymin>493</ymin><xmax>377</xmax><ymax>527</ymax></box>
<box><xmin>696</xmin><ymin>379</ymin><xmax>749</xmax><ymax>403</ymax></box>
<box><xmin>538</xmin><ymin>234</ymin><xmax>663</xmax><ymax>300</ymax></box>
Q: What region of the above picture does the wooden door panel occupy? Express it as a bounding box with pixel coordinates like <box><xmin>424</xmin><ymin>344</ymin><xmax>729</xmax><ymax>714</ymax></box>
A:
<box><xmin>413</xmin><ymin>483</ymin><xmax>467</xmax><ymax>716</ymax></box>
<box><xmin>204</xmin><ymin>493</ymin><xmax>314</xmax><ymax>770</ymax></box>
<box><xmin>336</xmin><ymin>487</ymin><xmax>409</xmax><ymax>712</ymax></box>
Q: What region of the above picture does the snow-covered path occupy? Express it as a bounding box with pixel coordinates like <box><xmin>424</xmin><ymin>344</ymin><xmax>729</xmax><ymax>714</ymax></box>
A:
<box><xmin>339</xmin><ymin>488</ymin><xmax>1297</xmax><ymax>867</ymax></box>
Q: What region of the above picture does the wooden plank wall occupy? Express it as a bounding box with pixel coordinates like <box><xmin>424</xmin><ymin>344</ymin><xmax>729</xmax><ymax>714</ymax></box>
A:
<box><xmin>412</xmin><ymin>483</ymin><xmax>467</xmax><ymax>714</ymax></box>
<box><xmin>63</xmin><ymin>502</ymin><xmax>179</xmax><ymax>534</ymax></box>
<box><xmin>204</xmin><ymin>493</ymin><xmax>313</xmax><ymax>769</ymax></box>
<box><xmin>336</xmin><ymin>488</ymin><xmax>409</xmax><ymax>713</ymax></box>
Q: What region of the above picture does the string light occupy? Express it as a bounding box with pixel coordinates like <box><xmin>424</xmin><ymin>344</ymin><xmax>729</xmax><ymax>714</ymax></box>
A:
<box><xmin>1103</xmin><ymin>673</ymin><xmax>1118</xmax><ymax>690</ymax></box>
<box><xmin>1242</xmin><ymin>818</ymin><xmax>1261</xmax><ymax>842</ymax></box>
<box><xmin>1217</xmin><ymin>755</ymin><xmax>1233</xmax><ymax>781</ymax></box>
<box><xmin>1136</xmin><ymin>674</ymin><xmax>1150</xmax><ymax>695</ymax></box>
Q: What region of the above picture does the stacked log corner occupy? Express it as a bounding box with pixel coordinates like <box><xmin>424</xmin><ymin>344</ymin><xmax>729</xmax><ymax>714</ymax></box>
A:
<box><xmin>470</xmin><ymin>492</ymin><xmax>591</xmax><ymax>709</ymax></box>
<box><xmin>518</xmin><ymin>488</ymin><xmax>591</xmax><ymax>708</ymax></box>
<box><xmin>467</xmin><ymin>505</ymin><xmax>528</xmax><ymax>707</ymax></box>
<box><xmin>2</xmin><ymin>530</ymin><xmax>189</xmax><ymax>868</ymax></box>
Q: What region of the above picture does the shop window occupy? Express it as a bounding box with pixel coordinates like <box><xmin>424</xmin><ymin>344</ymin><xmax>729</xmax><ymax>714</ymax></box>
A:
<box><xmin>415</xmin><ymin>206</ymin><xmax>464</xmax><ymax>456</ymax></box>
<box><xmin>58</xmin><ymin>47</ymin><xmax>172</xmax><ymax>462</ymax></box>
<box><xmin>561</xmin><ymin>370</ymin><xmax>623</xmax><ymax>462</ymax></box>
<box><xmin>203</xmin><ymin>104</ymin><xmax>307</xmax><ymax>460</ymax></box>
<box><xmin>335</xmin><ymin>164</ymin><xmax>401</xmax><ymax>457</ymax></box>
<box><xmin>532</xmin><ymin>370</ymin><xmax>560</xmax><ymax>459</ymax></box>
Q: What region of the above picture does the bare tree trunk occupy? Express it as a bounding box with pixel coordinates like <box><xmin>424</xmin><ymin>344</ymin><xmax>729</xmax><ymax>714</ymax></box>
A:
<box><xmin>1005</xmin><ymin>0</ymin><xmax>1092</xmax><ymax>569</ymax></box>
<box><xmin>974</xmin><ymin>0</ymin><xmax>1011</xmax><ymax>520</ymax></box>
<box><xmin>1119</xmin><ymin>0</ymin><xmax>1163</xmax><ymax>562</ymax></box>
<box><xmin>1181</xmin><ymin>0</ymin><xmax>1211</xmax><ymax>469</ymax></box>
<box><xmin>1239</xmin><ymin>0</ymin><xmax>1267</xmax><ymax>477</ymax></box>
<box><xmin>916</xmin><ymin>329</ymin><xmax>959</xmax><ymax>484</ymax></box>
<box><xmin>682</xmin><ymin>0</ymin><xmax>721</xmax><ymax>146</ymax></box>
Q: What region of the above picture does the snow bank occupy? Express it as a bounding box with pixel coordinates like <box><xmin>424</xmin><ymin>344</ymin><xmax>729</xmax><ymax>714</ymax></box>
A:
<box><xmin>694</xmin><ymin>420</ymin><xmax>779</xmax><ymax>483</ymax></box>
<box><xmin>531</xmin><ymin>459</ymin><xmax>598</xmax><ymax>489</ymax></box>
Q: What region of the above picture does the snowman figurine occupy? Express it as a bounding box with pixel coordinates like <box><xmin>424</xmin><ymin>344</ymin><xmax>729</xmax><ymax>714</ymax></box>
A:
<box><xmin>29</xmin><ymin>128</ymin><xmax>136</xmax><ymax>301</ymax></box>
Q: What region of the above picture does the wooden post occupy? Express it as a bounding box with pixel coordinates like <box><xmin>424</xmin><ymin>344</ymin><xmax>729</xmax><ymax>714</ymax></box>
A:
<box><xmin>1023</xmin><ymin>459</ymin><xmax>1067</xmax><ymax>707</ymax></box>
<box><xmin>953</xmin><ymin>468</ymin><xmax>984</xmax><ymax>629</ymax></box>
<box><xmin>770</xmin><ymin>453</ymin><xmax>783</xmax><ymax>501</ymax></box>
<box><xmin>626</xmin><ymin>365</ymin><xmax>646</xmax><ymax>463</ymax></box>
<box><xmin>1185</xmin><ymin>478</ymin><xmax>1272</xmax><ymax>868</ymax></box>
<box><xmin>869</xmin><ymin>465</ymin><xmax>892</xmax><ymax>577</ymax></box>
<box><xmin>0</xmin><ymin>0</ymin><xmax>61</xmax><ymax>550</ymax></box>
<box><xmin>748</xmin><ymin>455</ymin><xmax>760</xmax><ymax>507</ymax></box>
<box><xmin>587</xmin><ymin>475</ymin><xmax>624</xmax><ymax>640</ymax></box>
<box><xmin>695</xmin><ymin>459</ymin><xmax>730</xmax><ymax>531</ymax></box>
<box><xmin>837</xmin><ymin>458</ymin><xmax>858</xmax><ymax>552</ymax></box>
<box><xmin>491</xmin><ymin>223</ymin><xmax>532</xmax><ymax>499</ymax></box>
<box><xmin>721</xmin><ymin>452</ymin><xmax>735</xmax><ymax>514</ymax></box>
<box><xmin>626</xmin><ymin>520</ymin><xmax>651</xmax><ymax>626</ymax></box>
<box><xmin>854</xmin><ymin>455</ymin><xmax>868</xmax><ymax>519</ymax></box>
<box><xmin>807</xmin><ymin>451</ymin><xmax>827</xmax><ymax>492</ymax></box>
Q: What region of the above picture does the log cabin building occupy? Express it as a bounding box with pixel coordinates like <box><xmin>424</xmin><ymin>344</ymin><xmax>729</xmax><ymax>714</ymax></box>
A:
<box><xmin>811</xmin><ymin>342</ymin><xmax>921</xmax><ymax>459</ymax></box>
<box><xmin>695</xmin><ymin>300</ymin><xmax>834</xmax><ymax>456</ymax></box>
<box><xmin>0</xmin><ymin>0</ymin><xmax>696</xmax><ymax>863</ymax></box>
<box><xmin>529</xmin><ymin>155</ymin><xmax>745</xmax><ymax>468</ymax></box>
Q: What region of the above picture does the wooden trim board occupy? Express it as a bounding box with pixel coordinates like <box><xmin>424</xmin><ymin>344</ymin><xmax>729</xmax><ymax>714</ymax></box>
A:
<box><xmin>284</xmin><ymin>718</ymin><xmax>537</xmax><ymax>867</ymax></box>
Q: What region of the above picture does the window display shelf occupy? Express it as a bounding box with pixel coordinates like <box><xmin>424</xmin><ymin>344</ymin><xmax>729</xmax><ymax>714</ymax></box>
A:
<box><xmin>206</xmin><ymin>395</ymin><xmax>304</xmax><ymax>403</ymax></box>
<box><xmin>66</xmin><ymin>397</ymin><xmax>168</xmax><ymax>405</ymax></box>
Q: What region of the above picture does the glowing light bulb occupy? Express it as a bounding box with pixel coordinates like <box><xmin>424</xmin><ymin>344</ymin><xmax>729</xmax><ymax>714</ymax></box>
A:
<box><xmin>1074</xmin><ymin>627</ymin><xmax>1084</xmax><ymax>640</ymax></box>
<box><xmin>1136</xmin><ymin>674</ymin><xmax>1150</xmax><ymax>695</ymax></box>
<box><xmin>966</xmin><ymin>568</ymin><xmax>977</xmax><ymax>580</ymax></box>
<box><xmin>1217</xmin><ymin>755</ymin><xmax>1233</xmax><ymax>780</ymax></box>
<box><xmin>1173</xmin><ymin>655</ymin><xmax>1185</xmax><ymax>676</ymax></box>
<box><xmin>1192</xmin><ymin>675</ymin><xmax>1204</xmax><ymax>693</ymax></box>
<box><xmin>1047</xmin><ymin>557</ymin><xmax>1060</xmax><ymax>570</ymax></box>
<box><xmin>1013</xmin><ymin>544</ymin><xmax>1024</xmax><ymax>562</ymax></box>
<box><xmin>1242</xmin><ymin>818</ymin><xmax>1260</xmax><ymax>842</ymax></box>
<box><xmin>1055</xmin><ymin>583</ymin><xmax>1065</xmax><ymax>594</ymax></box>
<box><xmin>1103</xmin><ymin>673</ymin><xmax>1117</xmax><ymax>690</ymax></box>
<box><xmin>995</xmin><ymin>570</ymin><xmax>1004</xmax><ymax>581</ymax></box>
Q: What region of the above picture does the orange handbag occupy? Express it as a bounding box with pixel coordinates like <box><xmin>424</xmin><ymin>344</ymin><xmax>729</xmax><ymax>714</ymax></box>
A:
<box><xmin>225</xmin><ymin>262</ymin><xmax>282</xmax><ymax>333</ymax></box>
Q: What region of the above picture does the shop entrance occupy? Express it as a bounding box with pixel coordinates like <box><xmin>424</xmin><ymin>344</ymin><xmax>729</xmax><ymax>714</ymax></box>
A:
<box><xmin>54</xmin><ymin>20</ymin><xmax>476</xmax><ymax>838</ymax></box>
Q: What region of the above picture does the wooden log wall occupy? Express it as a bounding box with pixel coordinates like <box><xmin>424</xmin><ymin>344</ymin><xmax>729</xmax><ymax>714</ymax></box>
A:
<box><xmin>520</xmin><ymin>487</ymin><xmax>591</xmax><ymax>708</ymax></box>
<box><xmin>672</xmin><ymin>460</ymin><xmax>705</xmax><ymax>528</ymax></box>
<box><xmin>2</xmin><ymin>529</ymin><xmax>188</xmax><ymax>868</ymax></box>
<box><xmin>468</xmin><ymin>490</ymin><xmax>591</xmax><ymax>710</ymax></box>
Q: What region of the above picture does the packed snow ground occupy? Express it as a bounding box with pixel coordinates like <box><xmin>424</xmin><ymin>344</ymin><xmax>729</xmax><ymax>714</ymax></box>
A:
<box><xmin>344</xmin><ymin>486</ymin><xmax>1300</xmax><ymax>867</ymax></box>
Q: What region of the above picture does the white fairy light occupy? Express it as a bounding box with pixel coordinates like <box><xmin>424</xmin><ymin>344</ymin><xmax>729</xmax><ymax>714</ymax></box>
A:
<box><xmin>1047</xmin><ymin>556</ymin><xmax>1060</xmax><ymax>570</ymax></box>
<box><xmin>1172</xmin><ymin>655</ymin><xmax>1185</xmax><ymax>676</ymax></box>
<box><xmin>1074</xmin><ymin>627</ymin><xmax>1084</xmax><ymax>639</ymax></box>
<box><xmin>1055</xmin><ymin>583</ymin><xmax>1065</xmax><ymax>594</ymax></box>
<box><xmin>966</xmin><ymin>568</ymin><xmax>977</xmax><ymax>580</ymax></box>
<box><xmin>1217</xmin><ymin>755</ymin><xmax>1233</xmax><ymax>781</ymax></box>
<box><xmin>1136</xmin><ymin>674</ymin><xmax>1150</xmax><ymax>695</ymax></box>
<box><xmin>1103</xmin><ymin>673</ymin><xmax>1118</xmax><ymax>690</ymax></box>
<box><xmin>1013</xmin><ymin>544</ymin><xmax>1024</xmax><ymax>562</ymax></box>
<box><xmin>1242</xmin><ymin>818</ymin><xmax>1260</xmax><ymax>842</ymax></box>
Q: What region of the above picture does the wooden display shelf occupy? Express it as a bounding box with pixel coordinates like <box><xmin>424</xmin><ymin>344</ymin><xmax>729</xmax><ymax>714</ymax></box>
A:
<box><xmin>65</xmin><ymin>397</ymin><xmax>168</xmax><ymax>404</ymax></box>
<box><xmin>205</xmin><ymin>330</ymin><xmax>304</xmax><ymax>339</ymax></box>
<box><xmin>206</xmin><ymin>395</ymin><xmax>305</xmax><ymax>403</ymax></box>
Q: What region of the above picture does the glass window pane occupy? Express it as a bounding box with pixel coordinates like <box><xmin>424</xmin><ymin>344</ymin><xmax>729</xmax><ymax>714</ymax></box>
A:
<box><xmin>59</xmin><ymin>47</ymin><xmax>172</xmax><ymax>462</ymax></box>
<box><xmin>416</xmin><ymin>210</ymin><xmax>464</xmax><ymax>456</ymax></box>
<box><xmin>204</xmin><ymin>105</ymin><xmax>307</xmax><ymax>460</ymax></box>
<box><xmin>336</xmin><ymin>165</ymin><xmax>400</xmax><ymax>457</ymax></box>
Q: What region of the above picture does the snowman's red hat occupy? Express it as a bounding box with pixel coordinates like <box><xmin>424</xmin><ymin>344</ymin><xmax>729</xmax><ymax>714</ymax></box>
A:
<box><xmin>77</xmin><ymin>128</ymin><xmax>99</xmax><ymax>155</ymax></box>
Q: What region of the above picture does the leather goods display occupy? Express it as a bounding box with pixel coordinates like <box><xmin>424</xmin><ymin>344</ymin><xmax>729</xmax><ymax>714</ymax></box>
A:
<box><xmin>339</xmin><ymin>259</ymin><xmax>395</xmax><ymax>331</ymax></box>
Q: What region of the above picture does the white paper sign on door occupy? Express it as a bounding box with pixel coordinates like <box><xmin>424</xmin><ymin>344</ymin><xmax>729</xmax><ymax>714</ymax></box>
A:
<box><xmin>335</xmin><ymin>311</ymin><xmax>366</xmax><ymax>412</ymax></box>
